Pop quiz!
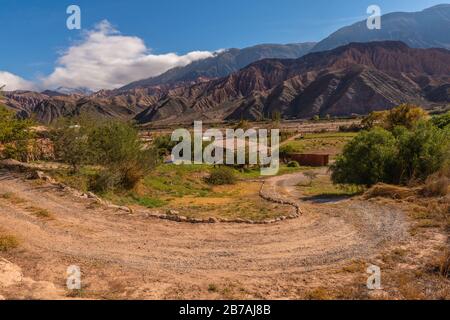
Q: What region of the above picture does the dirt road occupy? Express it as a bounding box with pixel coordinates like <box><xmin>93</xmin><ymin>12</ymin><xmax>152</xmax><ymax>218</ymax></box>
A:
<box><xmin>0</xmin><ymin>169</ymin><xmax>410</xmax><ymax>299</ymax></box>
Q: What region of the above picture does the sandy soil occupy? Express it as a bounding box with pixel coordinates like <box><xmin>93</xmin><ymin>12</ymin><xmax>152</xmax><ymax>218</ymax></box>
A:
<box><xmin>0</xmin><ymin>168</ymin><xmax>431</xmax><ymax>300</ymax></box>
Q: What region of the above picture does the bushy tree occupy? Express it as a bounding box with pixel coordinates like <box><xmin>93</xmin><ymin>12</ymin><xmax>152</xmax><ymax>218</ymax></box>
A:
<box><xmin>0</xmin><ymin>105</ymin><xmax>34</xmax><ymax>161</ymax></box>
<box><xmin>331</xmin><ymin>128</ymin><xmax>398</xmax><ymax>186</ymax></box>
<box><xmin>51</xmin><ymin>115</ymin><xmax>157</xmax><ymax>190</ymax></box>
<box><xmin>51</xmin><ymin>115</ymin><xmax>96</xmax><ymax>172</ymax></box>
<box><xmin>393</xmin><ymin>122</ymin><xmax>449</xmax><ymax>183</ymax></box>
<box><xmin>331</xmin><ymin>122</ymin><xmax>450</xmax><ymax>186</ymax></box>
<box><xmin>87</xmin><ymin>121</ymin><xmax>158</xmax><ymax>190</ymax></box>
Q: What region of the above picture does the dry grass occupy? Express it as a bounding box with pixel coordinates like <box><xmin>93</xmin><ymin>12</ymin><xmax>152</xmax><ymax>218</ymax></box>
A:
<box><xmin>364</xmin><ymin>184</ymin><xmax>417</xmax><ymax>200</ymax></box>
<box><xmin>303</xmin><ymin>287</ymin><xmax>334</xmax><ymax>300</ymax></box>
<box><xmin>0</xmin><ymin>234</ymin><xmax>19</xmax><ymax>252</ymax></box>
<box><xmin>421</xmin><ymin>174</ymin><xmax>449</xmax><ymax>197</ymax></box>
<box><xmin>0</xmin><ymin>192</ymin><xmax>26</xmax><ymax>204</ymax></box>
<box><xmin>26</xmin><ymin>206</ymin><xmax>53</xmax><ymax>219</ymax></box>
<box><xmin>440</xmin><ymin>251</ymin><xmax>450</xmax><ymax>279</ymax></box>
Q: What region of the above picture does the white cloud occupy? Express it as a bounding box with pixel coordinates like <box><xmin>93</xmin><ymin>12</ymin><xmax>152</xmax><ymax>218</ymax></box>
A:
<box><xmin>0</xmin><ymin>71</ymin><xmax>37</xmax><ymax>91</ymax></box>
<box><xmin>42</xmin><ymin>20</ymin><xmax>214</xmax><ymax>91</ymax></box>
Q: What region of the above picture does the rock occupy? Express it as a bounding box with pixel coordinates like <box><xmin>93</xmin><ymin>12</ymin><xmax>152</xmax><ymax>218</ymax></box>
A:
<box><xmin>0</xmin><ymin>295</ymin><xmax>5</xmax><ymax>300</ymax></box>
<box><xmin>0</xmin><ymin>259</ymin><xmax>23</xmax><ymax>287</ymax></box>
<box><xmin>208</xmin><ymin>217</ymin><xmax>219</xmax><ymax>224</ymax></box>
<box><xmin>178</xmin><ymin>216</ymin><xmax>188</xmax><ymax>222</ymax></box>
<box><xmin>167</xmin><ymin>210</ymin><xmax>180</xmax><ymax>215</ymax></box>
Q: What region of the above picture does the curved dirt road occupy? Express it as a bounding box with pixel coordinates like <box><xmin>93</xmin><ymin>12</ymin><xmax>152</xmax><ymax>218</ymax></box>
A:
<box><xmin>0</xmin><ymin>169</ymin><xmax>409</xmax><ymax>299</ymax></box>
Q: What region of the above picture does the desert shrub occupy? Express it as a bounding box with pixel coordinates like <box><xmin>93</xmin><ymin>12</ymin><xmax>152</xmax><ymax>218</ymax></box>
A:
<box><xmin>87</xmin><ymin>121</ymin><xmax>158</xmax><ymax>191</ymax></box>
<box><xmin>153</xmin><ymin>135</ymin><xmax>177</xmax><ymax>159</ymax></box>
<box><xmin>331</xmin><ymin>128</ymin><xmax>398</xmax><ymax>186</ymax></box>
<box><xmin>205</xmin><ymin>167</ymin><xmax>237</xmax><ymax>185</ymax></box>
<box><xmin>385</xmin><ymin>104</ymin><xmax>428</xmax><ymax>130</ymax></box>
<box><xmin>332</xmin><ymin>122</ymin><xmax>450</xmax><ymax>187</ymax></box>
<box><xmin>287</xmin><ymin>161</ymin><xmax>300</xmax><ymax>168</ymax></box>
<box><xmin>362</xmin><ymin>104</ymin><xmax>428</xmax><ymax>130</ymax></box>
<box><xmin>421</xmin><ymin>168</ymin><xmax>449</xmax><ymax>197</ymax></box>
<box><xmin>0</xmin><ymin>105</ymin><xmax>35</xmax><ymax>161</ymax></box>
<box><xmin>51</xmin><ymin>115</ymin><xmax>97</xmax><ymax>172</ymax></box>
<box><xmin>393</xmin><ymin>122</ymin><xmax>450</xmax><ymax>184</ymax></box>
<box><xmin>431</xmin><ymin>111</ymin><xmax>450</xmax><ymax>129</ymax></box>
<box><xmin>52</xmin><ymin>116</ymin><xmax>157</xmax><ymax>191</ymax></box>
<box><xmin>339</xmin><ymin>123</ymin><xmax>363</xmax><ymax>133</ymax></box>
<box><xmin>279</xmin><ymin>145</ymin><xmax>296</xmax><ymax>162</ymax></box>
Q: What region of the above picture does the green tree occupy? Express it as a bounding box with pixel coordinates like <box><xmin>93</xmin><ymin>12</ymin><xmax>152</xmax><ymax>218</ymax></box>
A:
<box><xmin>87</xmin><ymin>120</ymin><xmax>158</xmax><ymax>190</ymax></box>
<box><xmin>0</xmin><ymin>105</ymin><xmax>34</xmax><ymax>161</ymax></box>
<box><xmin>393</xmin><ymin>122</ymin><xmax>450</xmax><ymax>183</ymax></box>
<box><xmin>331</xmin><ymin>128</ymin><xmax>398</xmax><ymax>186</ymax></box>
<box><xmin>51</xmin><ymin>115</ymin><xmax>95</xmax><ymax>172</ymax></box>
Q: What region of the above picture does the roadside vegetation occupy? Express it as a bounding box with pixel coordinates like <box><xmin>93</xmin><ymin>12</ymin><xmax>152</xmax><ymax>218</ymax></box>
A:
<box><xmin>331</xmin><ymin>105</ymin><xmax>449</xmax><ymax>187</ymax></box>
<box><xmin>0</xmin><ymin>105</ymin><xmax>35</xmax><ymax>161</ymax></box>
<box><xmin>51</xmin><ymin>115</ymin><xmax>158</xmax><ymax>192</ymax></box>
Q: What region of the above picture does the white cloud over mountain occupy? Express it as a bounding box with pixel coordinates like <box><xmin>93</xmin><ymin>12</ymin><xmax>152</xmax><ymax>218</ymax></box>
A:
<box><xmin>0</xmin><ymin>71</ymin><xmax>37</xmax><ymax>91</ymax></box>
<box><xmin>1</xmin><ymin>20</ymin><xmax>214</xmax><ymax>92</ymax></box>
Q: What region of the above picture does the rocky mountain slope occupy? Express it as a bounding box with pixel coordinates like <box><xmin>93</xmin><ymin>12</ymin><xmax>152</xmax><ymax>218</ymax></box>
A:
<box><xmin>120</xmin><ymin>43</ymin><xmax>316</xmax><ymax>91</ymax></box>
<box><xmin>311</xmin><ymin>4</ymin><xmax>450</xmax><ymax>52</ymax></box>
<box><xmin>134</xmin><ymin>41</ymin><xmax>450</xmax><ymax>124</ymax></box>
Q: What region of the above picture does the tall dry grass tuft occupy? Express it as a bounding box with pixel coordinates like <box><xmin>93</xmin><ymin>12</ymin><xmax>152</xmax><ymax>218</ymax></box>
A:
<box><xmin>440</xmin><ymin>250</ymin><xmax>450</xmax><ymax>278</ymax></box>
<box><xmin>421</xmin><ymin>169</ymin><xmax>449</xmax><ymax>197</ymax></box>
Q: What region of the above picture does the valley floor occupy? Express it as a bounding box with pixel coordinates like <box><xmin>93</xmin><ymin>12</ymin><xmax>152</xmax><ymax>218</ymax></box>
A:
<box><xmin>0</xmin><ymin>168</ymin><xmax>448</xmax><ymax>299</ymax></box>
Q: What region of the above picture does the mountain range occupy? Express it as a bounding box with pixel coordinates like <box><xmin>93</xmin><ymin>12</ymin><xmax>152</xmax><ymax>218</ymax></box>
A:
<box><xmin>312</xmin><ymin>4</ymin><xmax>450</xmax><ymax>52</ymax></box>
<box><xmin>134</xmin><ymin>41</ymin><xmax>450</xmax><ymax>124</ymax></box>
<box><xmin>1</xmin><ymin>4</ymin><xmax>449</xmax><ymax>124</ymax></box>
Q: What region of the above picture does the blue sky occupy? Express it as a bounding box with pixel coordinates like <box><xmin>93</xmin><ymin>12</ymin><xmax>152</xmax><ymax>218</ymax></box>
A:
<box><xmin>0</xmin><ymin>0</ymin><xmax>445</xmax><ymax>90</ymax></box>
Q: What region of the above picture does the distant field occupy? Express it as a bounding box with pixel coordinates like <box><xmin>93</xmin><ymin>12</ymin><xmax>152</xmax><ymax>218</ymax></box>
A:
<box><xmin>283</xmin><ymin>132</ymin><xmax>357</xmax><ymax>158</ymax></box>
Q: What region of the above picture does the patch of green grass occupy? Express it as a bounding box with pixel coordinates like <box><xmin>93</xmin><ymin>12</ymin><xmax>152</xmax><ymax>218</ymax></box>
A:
<box><xmin>51</xmin><ymin>166</ymin><xmax>100</xmax><ymax>193</ymax></box>
<box><xmin>284</xmin><ymin>132</ymin><xmax>357</xmax><ymax>158</ymax></box>
<box><xmin>142</xmin><ymin>164</ymin><xmax>213</xmax><ymax>197</ymax></box>
<box><xmin>298</xmin><ymin>174</ymin><xmax>362</xmax><ymax>198</ymax></box>
<box><xmin>0</xmin><ymin>234</ymin><xmax>19</xmax><ymax>252</ymax></box>
<box><xmin>135</xmin><ymin>196</ymin><xmax>167</xmax><ymax>208</ymax></box>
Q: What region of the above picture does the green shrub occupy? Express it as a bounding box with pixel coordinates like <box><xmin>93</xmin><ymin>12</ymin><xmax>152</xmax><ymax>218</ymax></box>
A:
<box><xmin>0</xmin><ymin>105</ymin><xmax>34</xmax><ymax>161</ymax></box>
<box><xmin>205</xmin><ymin>167</ymin><xmax>237</xmax><ymax>185</ymax></box>
<box><xmin>331</xmin><ymin>122</ymin><xmax>450</xmax><ymax>187</ymax></box>
<box><xmin>431</xmin><ymin>111</ymin><xmax>450</xmax><ymax>129</ymax></box>
<box><xmin>331</xmin><ymin>128</ymin><xmax>398</xmax><ymax>186</ymax></box>
<box><xmin>393</xmin><ymin>122</ymin><xmax>449</xmax><ymax>183</ymax></box>
<box><xmin>52</xmin><ymin>115</ymin><xmax>157</xmax><ymax>191</ymax></box>
<box><xmin>287</xmin><ymin>161</ymin><xmax>300</xmax><ymax>168</ymax></box>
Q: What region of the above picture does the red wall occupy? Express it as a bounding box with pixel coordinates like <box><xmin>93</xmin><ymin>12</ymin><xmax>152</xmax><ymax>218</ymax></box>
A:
<box><xmin>288</xmin><ymin>153</ymin><xmax>329</xmax><ymax>167</ymax></box>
